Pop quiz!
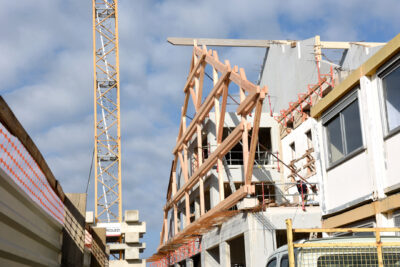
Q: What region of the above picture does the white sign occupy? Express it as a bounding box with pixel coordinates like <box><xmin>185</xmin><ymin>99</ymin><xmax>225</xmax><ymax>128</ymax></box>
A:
<box><xmin>97</xmin><ymin>223</ymin><xmax>121</xmax><ymax>237</ymax></box>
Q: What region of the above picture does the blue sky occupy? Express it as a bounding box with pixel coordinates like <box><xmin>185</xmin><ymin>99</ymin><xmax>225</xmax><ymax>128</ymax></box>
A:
<box><xmin>1</xmin><ymin>0</ymin><xmax>400</xmax><ymax>261</ymax></box>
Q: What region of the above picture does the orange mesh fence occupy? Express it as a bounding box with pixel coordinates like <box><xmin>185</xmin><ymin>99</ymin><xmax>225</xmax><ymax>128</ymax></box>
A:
<box><xmin>0</xmin><ymin>124</ymin><xmax>64</xmax><ymax>224</ymax></box>
<box><xmin>150</xmin><ymin>238</ymin><xmax>202</xmax><ymax>267</ymax></box>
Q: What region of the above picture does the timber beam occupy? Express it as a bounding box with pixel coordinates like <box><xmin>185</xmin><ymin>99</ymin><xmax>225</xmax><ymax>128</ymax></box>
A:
<box><xmin>166</xmin><ymin>122</ymin><xmax>244</xmax><ymax>210</ymax></box>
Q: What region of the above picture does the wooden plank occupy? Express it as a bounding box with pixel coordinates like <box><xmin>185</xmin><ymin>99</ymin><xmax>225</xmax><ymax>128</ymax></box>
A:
<box><xmin>177</xmin><ymin>93</ymin><xmax>190</xmax><ymax>140</ymax></box>
<box><xmin>196</xmin><ymin>124</ymin><xmax>205</xmax><ymax>216</ymax></box>
<box><xmin>236</xmin><ymin>90</ymin><xmax>259</xmax><ymax>116</ymax></box>
<box><xmin>294</xmin><ymin>227</ymin><xmax>400</xmax><ymax>233</ymax></box>
<box><xmin>196</xmin><ymin>46</ymin><xmax>258</xmax><ymax>94</ymax></box>
<box><xmin>320</xmin><ymin>41</ymin><xmax>386</xmax><ymax>49</ymax></box>
<box><xmin>239</xmin><ymin>69</ymin><xmax>249</xmax><ymax>177</ymax></box>
<box><xmin>245</xmin><ymin>92</ymin><xmax>265</xmax><ymax>184</ymax></box>
<box><xmin>160</xmin><ymin>211</ymin><xmax>167</xmax><ymax>245</ymax></box>
<box><xmin>178</xmin><ymin>152</ymin><xmax>188</xmax><ymax>182</ymax></box>
<box><xmin>168</xmin><ymin>37</ymin><xmax>292</xmax><ymax>47</ymax></box>
<box><xmin>183</xmin><ymin>53</ymin><xmax>206</xmax><ymax>93</ymax></box>
<box><xmin>217</xmin><ymin>82</ymin><xmax>229</xmax><ymax>143</ymax></box>
<box><xmin>185</xmin><ymin>192</ymin><xmax>190</xmax><ymax>227</ymax></box>
<box><xmin>168</xmin><ymin>37</ymin><xmax>386</xmax><ymax>49</ymax></box>
<box><xmin>229</xmin><ymin>71</ymin><xmax>258</xmax><ymax>94</ymax></box>
<box><xmin>286</xmin><ymin>219</ymin><xmax>295</xmax><ymax>267</ymax></box>
<box><xmin>197</xmin><ymin>62</ymin><xmax>206</xmax><ymax>109</ymax></box>
<box><xmin>165</xmin><ymin>122</ymin><xmax>244</xmax><ymax>210</ymax></box>
<box><xmin>158</xmin><ymin>184</ymin><xmax>254</xmax><ymax>253</ymax></box>
<box><xmin>315</xmin><ymin>35</ymin><xmax>322</xmax><ymax>62</ymax></box>
<box><xmin>173</xmin><ymin>71</ymin><xmax>231</xmax><ymax>154</ymax></box>
<box><xmin>213</xmin><ymin>63</ymin><xmax>225</xmax><ymax>202</ymax></box>
<box><xmin>194</xmin><ymin>47</ymin><xmax>229</xmax><ymax>74</ymax></box>
<box><xmin>173</xmin><ymin>204</ymin><xmax>178</xmax><ymax>236</ymax></box>
<box><xmin>189</xmin><ymin>87</ymin><xmax>197</xmax><ymax>110</ymax></box>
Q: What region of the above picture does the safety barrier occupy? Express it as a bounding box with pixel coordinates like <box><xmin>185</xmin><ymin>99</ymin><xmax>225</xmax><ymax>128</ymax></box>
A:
<box><xmin>285</xmin><ymin>219</ymin><xmax>400</xmax><ymax>267</ymax></box>
<box><xmin>0</xmin><ymin>123</ymin><xmax>64</xmax><ymax>224</ymax></box>
<box><xmin>149</xmin><ymin>238</ymin><xmax>201</xmax><ymax>267</ymax></box>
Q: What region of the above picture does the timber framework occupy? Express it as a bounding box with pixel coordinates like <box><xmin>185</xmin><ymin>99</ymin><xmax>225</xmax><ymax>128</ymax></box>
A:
<box><xmin>148</xmin><ymin>43</ymin><xmax>267</xmax><ymax>261</ymax></box>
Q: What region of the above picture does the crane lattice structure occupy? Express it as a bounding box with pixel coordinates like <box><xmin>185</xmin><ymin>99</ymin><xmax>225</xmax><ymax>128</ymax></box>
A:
<box><xmin>92</xmin><ymin>0</ymin><xmax>122</xmax><ymax>223</ymax></box>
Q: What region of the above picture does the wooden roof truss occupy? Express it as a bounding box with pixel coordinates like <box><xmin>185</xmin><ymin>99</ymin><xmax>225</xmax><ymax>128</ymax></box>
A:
<box><xmin>148</xmin><ymin>43</ymin><xmax>267</xmax><ymax>262</ymax></box>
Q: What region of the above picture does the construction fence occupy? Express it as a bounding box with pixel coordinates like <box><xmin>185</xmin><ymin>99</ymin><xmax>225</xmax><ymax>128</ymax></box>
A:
<box><xmin>149</xmin><ymin>238</ymin><xmax>201</xmax><ymax>267</ymax></box>
<box><xmin>285</xmin><ymin>219</ymin><xmax>400</xmax><ymax>267</ymax></box>
<box><xmin>0</xmin><ymin>122</ymin><xmax>65</xmax><ymax>224</ymax></box>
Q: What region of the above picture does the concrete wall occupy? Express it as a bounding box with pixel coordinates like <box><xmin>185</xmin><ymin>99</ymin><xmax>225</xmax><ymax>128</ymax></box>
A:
<box><xmin>259</xmin><ymin>37</ymin><xmax>333</xmax><ymax>114</ymax></box>
<box><xmin>109</xmin><ymin>210</ymin><xmax>146</xmax><ymax>267</ymax></box>
<box><xmin>0</xmin><ymin>167</ymin><xmax>62</xmax><ymax>266</ymax></box>
<box><xmin>199</xmin><ymin>207</ymin><xmax>321</xmax><ymax>267</ymax></box>
<box><xmin>341</xmin><ymin>45</ymin><xmax>384</xmax><ymax>71</ymax></box>
<box><xmin>281</xmin><ymin>117</ymin><xmax>322</xmax><ymax>204</ymax></box>
<box><xmin>385</xmin><ymin>133</ymin><xmax>400</xmax><ymax>191</ymax></box>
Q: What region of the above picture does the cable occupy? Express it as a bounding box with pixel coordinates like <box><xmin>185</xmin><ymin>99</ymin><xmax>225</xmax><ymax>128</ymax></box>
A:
<box><xmin>85</xmin><ymin>148</ymin><xmax>95</xmax><ymax>194</ymax></box>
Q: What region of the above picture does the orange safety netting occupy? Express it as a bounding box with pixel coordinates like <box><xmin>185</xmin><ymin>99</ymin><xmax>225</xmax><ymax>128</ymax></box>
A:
<box><xmin>0</xmin><ymin>124</ymin><xmax>64</xmax><ymax>224</ymax></box>
<box><xmin>149</xmin><ymin>238</ymin><xmax>201</xmax><ymax>267</ymax></box>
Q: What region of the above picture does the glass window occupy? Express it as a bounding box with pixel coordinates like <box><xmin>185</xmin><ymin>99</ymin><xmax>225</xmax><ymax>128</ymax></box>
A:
<box><xmin>306</xmin><ymin>130</ymin><xmax>313</xmax><ymax>149</ymax></box>
<box><xmin>324</xmin><ymin>94</ymin><xmax>363</xmax><ymax>166</ymax></box>
<box><xmin>382</xmin><ymin>64</ymin><xmax>400</xmax><ymax>132</ymax></box>
<box><xmin>342</xmin><ymin>100</ymin><xmax>363</xmax><ymax>152</ymax></box>
<box><xmin>266</xmin><ymin>258</ymin><xmax>277</xmax><ymax>267</ymax></box>
<box><xmin>326</xmin><ymin>115</ymin><xmax>344</xmax><ymax>163</ymax></box>
<box><xmin>280</xmin><ymin>256</ymin><xmax>289</xmax><ymax>267</ymax></box>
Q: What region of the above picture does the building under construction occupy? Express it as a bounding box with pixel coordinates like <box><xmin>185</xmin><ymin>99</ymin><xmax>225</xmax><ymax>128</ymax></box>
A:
<box><xmin>149</xmin><ymin>33</ymin><xmax>400</xmax><ymax>266</ymax></box>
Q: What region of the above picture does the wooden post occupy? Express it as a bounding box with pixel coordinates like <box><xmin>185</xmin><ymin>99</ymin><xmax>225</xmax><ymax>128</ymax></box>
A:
<box><xmin>245</xmin><ymin>93</ymin><xmax>263</xmax><ymax>185</ymax></box>
<box><xmin>163</xmin><ymin>210</ymin><xmax>168</xmax><ymax>244</ymax></box>
<box><xmin>376</xmin><ymin>229</ymin><xmax>384</xmax><ymax>267</ymax></box>
<box><xmin>173</xmin><ymin>204</ymin><xmax>178</xmax><ymax>235</ymax></box>
<box><xmin>213</xmin><ymin>54</ymin><xmax>225</xmax><ymax>202</ymax></box>
<box><xmin>239</xmin><ymin>69</ymin><xmax>249</xmax><ymax>177</ymax></box>
<box><xmin>172</xmin><ymin>158</ymin><xmax>178</xmax><ymax>236</ymax></box>
<box><xmin>183</xmin><ymin>145</ymin><xmax>190</xmax><ymax>227</ymax></box>
<box><xmin>314</xmin><ymin>35</ymin><xmax>322</xmax><ymax>62</ymax></box>
<box><xmin>286</xmin><ymin>219</ymin><xmax>295</xmax><ymax>267</ymax></box>
<box><xmin>194</xmin><ymin>48</ymin><xmax>206</xmax><ymax>216</ymax></box>
<box><xmin>197</xmin><ymin>125</ymin><xmax>205</xmax><ymax>216</ymax></box>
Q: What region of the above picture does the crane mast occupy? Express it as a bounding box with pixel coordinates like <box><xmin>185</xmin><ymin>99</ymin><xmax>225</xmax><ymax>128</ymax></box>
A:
<box><xmin>92</xmin><ymin>0</ymin><xmax>122</xmax><ymax>223</ymax></box>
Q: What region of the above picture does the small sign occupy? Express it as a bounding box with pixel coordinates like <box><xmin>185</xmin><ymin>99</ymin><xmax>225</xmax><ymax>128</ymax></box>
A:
<box><xmin>97</xmin><ymin>223</ymin><xmax>121</xmax><ymax>237</ymax></box>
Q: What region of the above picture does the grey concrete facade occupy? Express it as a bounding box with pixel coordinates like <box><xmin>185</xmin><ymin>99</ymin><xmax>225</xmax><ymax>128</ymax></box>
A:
<box><xmin>107</xmin><ymin>210</ymin><xmax>146</xmax><ymax>267</ymax></box>
<box><xmin>259</xmin><ymin>37</ymin><xmax>333</xmax><ymax>114</ymax></box>
<box><xmin>199</xmin><ymin>207</ymin><xmax>321</xmax><ymax>267</ymax></box>
<box><xmin>0</xmin><ymin>167</ymin><xmax>62</xmax><ymax>266</ymax></box>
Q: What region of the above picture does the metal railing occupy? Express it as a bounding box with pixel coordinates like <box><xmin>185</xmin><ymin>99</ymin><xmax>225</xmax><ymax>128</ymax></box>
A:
<box><xmin>0</xmin><ymin>123</ymin><xmax>64</xmax><ymax>224</ymax></box>
<box><xmin>254</xmin><ymin>182</ymin><xmax>319</xmax><ymax>210</ymax></box>
<box><xmin>285</xmin><ymin>219</ymin><xmax>400</xmax><ymax>267</ymax></box>
<box><xmin>223</xmin><ymin>150</ymin><xmax>277</xmax><ymax>166</ymax></box>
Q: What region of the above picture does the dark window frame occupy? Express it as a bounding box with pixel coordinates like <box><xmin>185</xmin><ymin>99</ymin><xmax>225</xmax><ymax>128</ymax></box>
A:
<box><xmin>322</xmin><ymin>88</ymin><xmax>365</xmax><ymax>169</ymax></box>
<box><xmin>266</xmin><ymin>257</ymin><xmax>277</xmax><ymax>267</ymax></box>
<box><xmin>280</xmin><ymin>255</ymin><xmax>289</xmax><ymax>267</ymax></box>
<box><xmin>377</xmin><ymin>55</ymin><xmax>400</xmax><ymax>138</ymax></box>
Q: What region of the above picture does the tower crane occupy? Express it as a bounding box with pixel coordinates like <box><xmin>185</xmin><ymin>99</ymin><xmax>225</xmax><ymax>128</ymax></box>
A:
<box><xmin>92</xmin><ymin>0</ymin><xmax>122</xmax><ymax>224</ymax></box>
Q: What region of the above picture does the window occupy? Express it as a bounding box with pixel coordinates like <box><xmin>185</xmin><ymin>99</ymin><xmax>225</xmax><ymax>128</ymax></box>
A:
<box><xmin>322</xmin><ymin>90</ymin><xmax>363</xmax><ymax>166</ymax></box>
<box><xmin>306</xmin><ymin>130</ymin><xmax>313</xmax><ymax>149</ymax></box>
<box><xmin>289</xmin><ymin>142</ymin><xmax>296</xmax><ymax>160</ymax></box>
<box><xmin>380</xmin><ymin>59</ymin><xmax>400</xmax><ymax>133</ymax></box>
<box><xmin>280</xmin><ymin>255</ymin><xmax>289</xmax><ymax>267</ymax></box>
<box><xmin>266</xmin><ymin>258</ymin><xmax>277</xmax><ymax>267</ymax></box>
